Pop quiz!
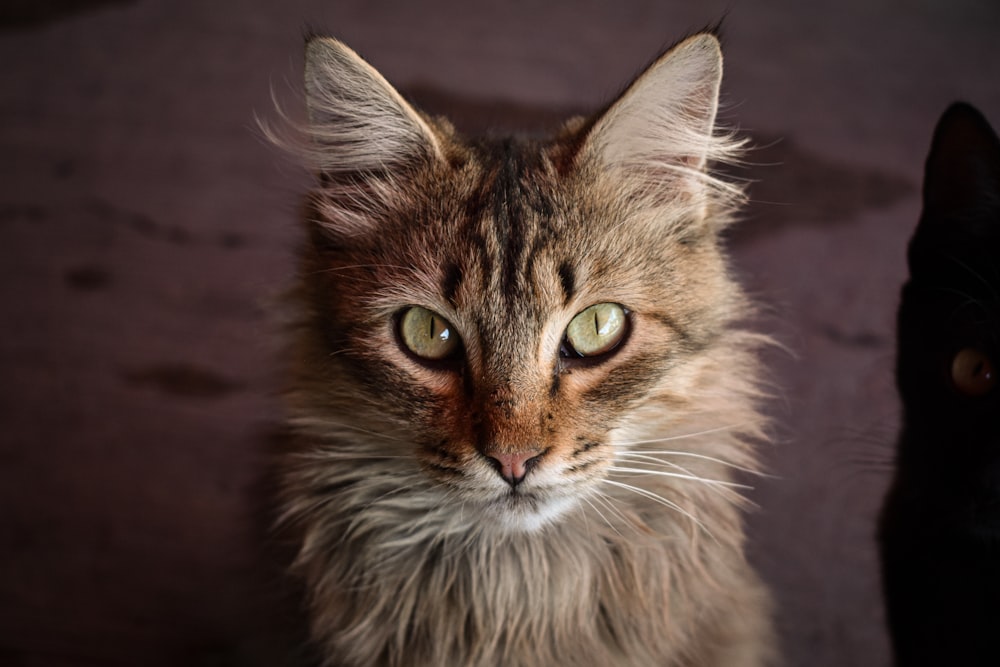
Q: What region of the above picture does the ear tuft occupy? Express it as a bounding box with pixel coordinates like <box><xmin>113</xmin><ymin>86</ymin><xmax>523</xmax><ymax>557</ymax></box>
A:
<box><xmin>580</xmin><ymin>33</ymin><xmax>745</xmax><ymax>217</ymax></box>
<box><xmin>263</xmin><ymin>38</ymin><xmax>446</xmax><ymax>236</ymax></box>
<box><xmin>289</xmin><ymin>37</ymin><xmax>443</xmax><ymax>176</ymax></box>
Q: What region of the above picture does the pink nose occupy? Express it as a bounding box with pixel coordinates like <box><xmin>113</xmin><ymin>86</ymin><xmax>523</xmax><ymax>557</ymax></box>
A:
<box><xmin>486</xmin><ymin>450</ymin><xmax>543</xmax><ymax>487</ymax></box>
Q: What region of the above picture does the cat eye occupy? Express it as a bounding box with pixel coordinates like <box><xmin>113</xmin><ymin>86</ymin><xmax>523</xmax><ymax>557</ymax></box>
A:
<box><xmin>398</xmin><ymin>306</ymin><xmax>460</xmax><ymax>361</ymax></box>
<box><xmin>950</xmin><ymin>347</ymin><xmax>996</xmax><ymax>397</ymax></box>
<box><xmin>562</xmin><ymin>303</ymin><xmax>628</xmax><ymax>358</ymax></box>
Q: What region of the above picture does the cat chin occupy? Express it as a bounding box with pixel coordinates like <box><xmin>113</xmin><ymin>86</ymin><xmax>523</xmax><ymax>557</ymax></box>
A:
<box><xmin>484</xmin><ymin>493</ymin><xmax>580</xmax><ymax>534</ymax></box>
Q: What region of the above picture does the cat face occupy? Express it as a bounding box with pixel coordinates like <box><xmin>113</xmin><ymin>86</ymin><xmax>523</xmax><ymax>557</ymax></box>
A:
<box><xmin>300</xmin><ymin>148</ymin><xmax>738</xmax><ymax>531</ymax></box>
<box><xmin>282</xmin><ymin>35</ymin><xmax>753</xmax><ymax>534</ymax></box>
<box><xmin>897</xmin><ymin>102</ymin><xmax>1000</xmax><ymax>539</ymax></box>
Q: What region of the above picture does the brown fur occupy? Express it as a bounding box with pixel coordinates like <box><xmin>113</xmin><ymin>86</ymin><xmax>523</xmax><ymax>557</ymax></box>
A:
<box><xmin>271</xmin><ymin>32</ymin><xmax>776</xmax><ymax>667</ymax></box>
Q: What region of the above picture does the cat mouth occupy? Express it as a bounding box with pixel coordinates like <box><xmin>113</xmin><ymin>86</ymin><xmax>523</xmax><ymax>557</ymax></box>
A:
<box><xmin>479</xmin><ymin>488</ymin><xmax>578</xmax><ymax>532</ymax></box>
<box><xmin>495</xmin><ymin>488</ymin><xmax>540</xmax><ymax>508</ymax></box>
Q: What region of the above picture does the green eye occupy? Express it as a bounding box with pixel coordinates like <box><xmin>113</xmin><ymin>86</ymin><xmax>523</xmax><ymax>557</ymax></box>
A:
<box><xmin>563</xmin><ymin>303</ymin><xmax>628</xmax><ymax>358</ymax></box>
<box><xmin>399</xmin><ymin>306</ymin><xmax>459</xmax><ymax>361</ymax></box>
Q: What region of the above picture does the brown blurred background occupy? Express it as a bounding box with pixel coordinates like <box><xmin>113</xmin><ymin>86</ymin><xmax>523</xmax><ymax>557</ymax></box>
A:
<box><xmin>1</xmin><ymin>1</ymin><xmax>999</xmax><ymax>665</ymax></box>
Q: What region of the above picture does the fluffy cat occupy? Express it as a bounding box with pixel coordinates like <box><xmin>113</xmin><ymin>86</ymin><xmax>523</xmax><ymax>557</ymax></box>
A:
<box><xmin>273</xmin><ymin>32</ymin><xmax>776</xmax><ymax>667</ymax></box>
<box><xmin>879</xmin><ymin>102</ymin><xmax>1000</xmax><ymax>666</ymax></box>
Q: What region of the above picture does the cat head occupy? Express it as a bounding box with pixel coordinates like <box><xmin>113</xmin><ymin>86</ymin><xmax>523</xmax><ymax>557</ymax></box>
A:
<box><xmin>280</xmin><ymin>34</ymin><xmax>760</xmax><ymax>534</ymax></box>
<box><xmin>898</xmin><ymin>102</ymin><xmax>1000</xmax><ymax>537</ymax></box>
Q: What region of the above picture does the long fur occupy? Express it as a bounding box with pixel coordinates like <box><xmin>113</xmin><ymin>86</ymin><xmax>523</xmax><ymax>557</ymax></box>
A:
<box><xmin>272</xmin><ymin>33</ymin><xmax>776</xmax><ymax>667</ymax></box>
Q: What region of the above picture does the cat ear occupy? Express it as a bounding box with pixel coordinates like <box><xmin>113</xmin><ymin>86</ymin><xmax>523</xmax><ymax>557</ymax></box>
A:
<box><xmin>302</xmin><ymin>37</ymin><xmax>444</xmax><ymax>175</ymax></box>
<box><xmin>578</xmin><ymin>33</ymin><xmax>742</xmax><ymax>214</ymax></box>
<box><xmin>908</xmin><ymin>103</ymin><xmax>1000</xmax><ymax>276</ymax></box>
<box><xmin>921</xmin><ymin>102</ymin><xmax>1000</xmax><ymax>221</ymax></box>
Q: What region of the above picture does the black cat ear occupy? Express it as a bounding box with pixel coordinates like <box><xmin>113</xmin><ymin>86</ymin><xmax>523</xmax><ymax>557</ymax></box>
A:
<box><xmin>922</xmin><ymin>102</ymin><xmax>1000</xmax><ymax>220</ymax></box>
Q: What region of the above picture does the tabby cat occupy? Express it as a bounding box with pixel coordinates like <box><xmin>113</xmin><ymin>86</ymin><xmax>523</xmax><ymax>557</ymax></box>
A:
<box><xmin>273</xmin><ymin>32</ymin><xmax>775</xmax><ymax>667</ymax></box>
<box><xmin>879</xmin><ymin>102</ymin><xmax>1000</xmax><ymax>666</ymax></box>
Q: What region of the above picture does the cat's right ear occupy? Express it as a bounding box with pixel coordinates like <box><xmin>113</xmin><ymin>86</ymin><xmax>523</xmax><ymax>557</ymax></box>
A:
<box><xmin>909</xmin><ymin>102</ymin><xmax>1000</xmax><ymax>269</ymax></box>
<box><xmin>922</xmin><ymin>102</ymin><xmax>1000</xmax><ymax>221</ymax></box>
<box><xmin>301</xmin><ymin>37</ymin><xmax>444</xmax><ymax>177</ymax></box>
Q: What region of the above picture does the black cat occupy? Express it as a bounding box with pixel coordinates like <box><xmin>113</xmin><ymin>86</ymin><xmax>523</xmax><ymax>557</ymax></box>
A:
<box><xmin>879</xmin><ymin>102</ymin><xmax>1000</xmax><ymax>666</ymax></box>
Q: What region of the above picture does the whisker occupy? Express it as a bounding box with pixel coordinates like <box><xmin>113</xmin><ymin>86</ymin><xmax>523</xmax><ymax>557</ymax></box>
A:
<box><xmin>846</xmin><ymin>454</ymin><xmax>894</xmax><ymax>467</ymax></box>
<box><xmin>619</xmin><ymin>453</ymin><xmax>761</xmax><ymax>503</ymax></box>
<box><xmin>947</xmin><ymin>254</ymin><xmax>1000</xmax><ymax>301</ymax></box>
<box><xmin>617</xmin><ymin>452</ymin><xmax>723</xmax><ymax>476</ymax></box>
<box><xmin>615</xmin><ymin>453</ymin><xmax>734</xmax><ymax>483</ymax></box>
<box><xmin>602</xmin><ymin>479</ymin><xmax>717</xmax><ymax>544</ymax></box>
<box><xmin>290</xmin><ymin>417</ymin><xmax>406</xmax><ymax>443</ymax></box>
<box><xmin>294</xmin><ymin>452</ymin><xmax>410</xmax><ymax>461</ymax></box>
<box><xmin>580</xmin><ymin>495</ymin><xmax>622</xmax><ymax>537</ymax></box>
<box><xmin>615</xmin><ymin>423</ymin><xmax>749</xmax><ymax>446</ymax></box>
<box><xmin>607</xmin><ymin>466</ymin><xmax>753</xmax><ymax>490</ymax></box>
<box><xmin>615</xmin><ymin>453</ymin><xmax>745</xmax><ymax>490</ymax></box>
<box><xmin>609</xmin><ymin>462</ymin><xmax>752</xmax><ymax>508</ymax></box>
<box><xmin>591</xmin><ymin>489</ymin><xmax>634</xmax><ymax>527</ymax></box>
<box><xmin>618</xmin><ymin>450</ymin><xmax>765</xmax><ymax>476</ymax></box>
<box><xmin>590</xmin><ymin>490</ymin><xmax>656</xmax><ymax>539</ymax></box>
<box><xmin>305</xmin><ymin>263</ymin><xmax>413</xmax><ymax>277</ymax></box>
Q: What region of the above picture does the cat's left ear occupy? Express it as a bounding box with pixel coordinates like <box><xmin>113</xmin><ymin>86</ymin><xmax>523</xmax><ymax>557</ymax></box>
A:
<box><xmin>577</xmin><ymin>33</ymin><xmax>741</xmax><ymax>214</ymax></box>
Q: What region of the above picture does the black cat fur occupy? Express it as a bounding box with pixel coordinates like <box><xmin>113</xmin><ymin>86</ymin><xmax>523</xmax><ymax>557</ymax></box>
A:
<box><xmin>879</xmin><ymin>102</ymin><xmax>1000</xmax><ymax>666</ymax></box>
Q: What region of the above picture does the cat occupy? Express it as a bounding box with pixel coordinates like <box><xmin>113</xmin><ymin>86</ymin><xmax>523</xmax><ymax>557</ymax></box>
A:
<box><xmin>271</xmin><ymin>31</ymin><xmax>776</xmax><ymax>667</ymax></box>
<box><xmin>878</xmin><ymin>102</ymin><xmax>1000</xmax><ymax>666</ymax></box>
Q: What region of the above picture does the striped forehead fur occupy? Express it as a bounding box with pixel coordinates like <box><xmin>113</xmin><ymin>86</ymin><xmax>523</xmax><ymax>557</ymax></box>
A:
<box><xmin>267</xmin><ymin>33</ymin><xmax>747</xmax><ymax>239</ymax></box>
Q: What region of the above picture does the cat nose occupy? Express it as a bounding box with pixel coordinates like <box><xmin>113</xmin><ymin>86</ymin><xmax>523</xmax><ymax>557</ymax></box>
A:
<box><xmin>485</xmin><ymin>450</ymin><xmax>543</xmax><ymax>488</ymax></box>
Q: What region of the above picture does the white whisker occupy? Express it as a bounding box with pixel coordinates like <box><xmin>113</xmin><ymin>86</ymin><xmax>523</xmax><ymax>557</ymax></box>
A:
<box><xmin>306</xmin><ymin>263</ymin><xmax>413</xmax><ymax>276</ymax></box>
<box><xmin>592</xmin><ymin>489</ymin><xmax>635</xmax><ymax>527</ymax></box>
<box><xmin>615</xmin><ymin>423</ymin><xmax>748</xmax><ymax>446</ymax></box>
<box><xmin>581</xmin><ymin>496</ymin><xmax>622</xmax><ymax>537</ymax></box>
<box><xmin>619</xmin><ymin>449</ymin><xmax>764</xmax><ymax>476</ymax></box>
<box><xmin>616</xmin><ymin>452</ymin><xmax>753</xmax><ymax>485</ymax></box>
<box><xmin>291</xmin><ymin>418</ymin><xmax>406</xmax><ymax>443</ymax></box>
<box><xmin>616</xmin><ymin>452</ymin><xmax>710</xmax><ymax>475</ymax></box>
<box><xmin>297</xmin><ymin>452</ymin><xmax>410</xmax><ymax>461</ymax></box>
<box><xmin>602</xmin><ymin>479</ymin><xmax>717</xmax><ymax>544</ymax></box>
<box><xmin>607</xmin><ymin>465</ymin><xmax>753</xmax><ymax>491</ymax></box>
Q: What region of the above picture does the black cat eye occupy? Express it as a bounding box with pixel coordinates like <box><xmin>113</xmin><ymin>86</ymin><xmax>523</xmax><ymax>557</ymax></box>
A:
<box><xmin>950</xmin><ymin>347</ymin><xmax>996</xmax><ymax>397</ymax></box>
